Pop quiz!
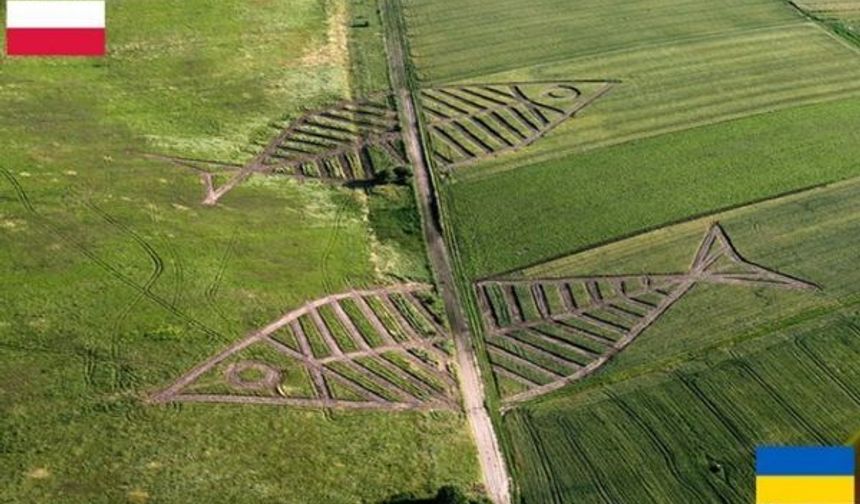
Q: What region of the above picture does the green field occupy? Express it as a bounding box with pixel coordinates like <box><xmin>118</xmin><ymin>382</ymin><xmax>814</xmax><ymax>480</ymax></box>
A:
<box><xmin>447</xmin><ymin>97</ymin><xmax>860</xmax><ymax>278</ymax></box>
<box><xmin>5</xmin><ymin>0</ymin><xmax>860</xmax><ymax>501</ymax></box>
<box><xmin>405</xmin><ymin>0</ymin><xmax>860</xmax><ymax>173</ymax></box>
<box><xmin>0</xmin><ymin>1</ymin><xmax>479</xmax><ymax>503</ymax></box>
<box><xmin>499</xmin><ymin>177</ymin><xmax>860</xmax><ymax>502</ymax></box>
<box><xmin>399</xmin><ymin>0</ymin><xmax>860</xmax><ymax>502</ymax></box>
<box><xmin>404</xmin><ymin>0</ymin><xmax>802</xmax><ymax>84</ymax></box>
<box><xmin>402</xmin><ymin>0</ymin><xmax>860</xmax><ymax>279</ymax></box>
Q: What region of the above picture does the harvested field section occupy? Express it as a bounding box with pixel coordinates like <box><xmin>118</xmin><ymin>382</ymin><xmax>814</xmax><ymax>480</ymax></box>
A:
<box><xmin>454</xmin><ymin>25</ymin><xmax>860</xmax><ymax>178</ymax></box>
<box><xmin>152</xmin><ymin>284</ymin><xmax>459</xmax><ymax>411</ymax></box>
<box><xmin>402</xmin><ymin>0</ymin><xmax>799</xmax><ymax>83</ymax></box>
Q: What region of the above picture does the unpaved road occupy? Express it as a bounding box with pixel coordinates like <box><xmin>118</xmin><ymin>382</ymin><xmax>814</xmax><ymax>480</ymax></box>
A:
<box><xmin>382</xmin><ymin>2</ymin><xmax>511</xmax><ymax>502</ymax></box>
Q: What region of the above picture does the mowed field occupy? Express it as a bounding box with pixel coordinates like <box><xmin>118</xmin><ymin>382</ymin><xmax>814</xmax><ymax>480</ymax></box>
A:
<box><xmin>500</xmin><ymin>177</ymin><xmax>860</xmax><ymax>503</ymax></box>
<box><xmin>406</xmin><ymin>0</ymin><xmax>860</xmax><ymax>167</ymax></box>
<box><xmin>0</xmin><ymin>1</ymin><xmax>479</xmax><ymax>503</ymax></box>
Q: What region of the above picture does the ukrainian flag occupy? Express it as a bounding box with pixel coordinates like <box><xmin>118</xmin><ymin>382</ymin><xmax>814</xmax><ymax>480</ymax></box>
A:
<box><xmin>756</xmin><ymin>446</ymin><xmax>855</xmax><ymax>504</ymax></box>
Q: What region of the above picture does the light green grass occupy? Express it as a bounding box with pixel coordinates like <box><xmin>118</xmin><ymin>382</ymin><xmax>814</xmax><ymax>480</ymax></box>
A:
<box><xmin>402</xmin><ymin>0</ymin><xmax>802</xmax><ymax>84</ymax></box>
<box><xmin>1</xmin><ymin>0</ymin><xmax>351</xmax><ymax>163</ymax></box>
<box><xmin>447</xmin><ymin>97</ymin><xmax>860</xmax><ymax>279</ymax></box>
<box><xmin>0</xmin><ymin>1</ymin><xmax>479</xmax><ymax>502</ymax></box>
<box><xmin>500</xmin><ymin>176</ymin><xmax>860</xmax><ymax>503</ymax></box>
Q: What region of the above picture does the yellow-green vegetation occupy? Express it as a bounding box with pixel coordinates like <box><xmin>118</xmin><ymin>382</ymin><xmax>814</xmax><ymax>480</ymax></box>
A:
<box><xmin>0</xmin><ymin>1</ymin><xmax>479</xmax><ymax>503</ymax></box>
<box><xmin>503</xmin><ymin>177</ymin><xmax>860</xmax><ymax>502</ymax></box>
<box><xmin>405</xmin><ymin>0</ymin><xmax>802</xmax><ymax>83</ymax></box>
<box><xmin>796</xmin><ymin>0</ymin><xmax>860</xmax><ymax>24</ymax></box>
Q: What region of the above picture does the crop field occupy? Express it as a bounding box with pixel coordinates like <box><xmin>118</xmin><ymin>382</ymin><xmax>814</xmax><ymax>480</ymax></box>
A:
<box><xmin>450</xmin><ymin>24</ymin><xmax>860</xmax><ymax>175</ymax></box>
<box><xmin>505</xmin><ymin>318</ymin><xmax>860</xmax><ymax>503</ymax></box>
<box><xmin>0</xmin><ymin>1</ymin><xmax>481</xmax><ymax>503</ymax></box>
<box><xmin>403</xmin><ymin>0</ymin><xmax>803</xmax><ymax>84</ymax></box>
<box><xmin>418</xmin><ymin>81</ymin><xmax>614</xmax><ymax>170</ymax></box>
<box><xmin>498</xmin><ymin>176</ymin><xmax>860</xmax><ymax>502</ymax></box>
<box><xmin>403</xmin><ymin>0</ymin><xmax>860</xmax><ymax>172</ymax></box>
<box><xmin>406</xmin><ymin>0</ymin><xmax>860</xmax><ymax>279</ymax></box>
<box><xmin>398</xmin><ymin>1</ymin><xmax>860</xmax><ymax>501</ymax></box>
<box><xmin>4</xmin><ymin>0</ymin><xmax>860</xmax><ymax>501</ymax></box>
<box><xmin>446</xmin><ymin>97</ymin><xmax>860</xmax><ymax>278</ymax></box>
<box><xmin>797</xmin><ymin>0</ymin><xmax>860</xmax><ymax>23</ymax></box>
<box><xmin>154</xmin><ymin>283</ymin><xmax>459</xmax><ymax>411</ymax></box>
<box><xmin>475</xmin><ymin>224</ymin><xmax>818</xmax><ymax>404</ymax></box>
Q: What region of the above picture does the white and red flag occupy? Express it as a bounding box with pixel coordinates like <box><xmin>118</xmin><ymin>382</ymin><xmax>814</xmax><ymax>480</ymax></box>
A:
<box><xmin>6</xmin><ymin>1</ymin><xmax>105</xmax><ymax>56</ymax></box>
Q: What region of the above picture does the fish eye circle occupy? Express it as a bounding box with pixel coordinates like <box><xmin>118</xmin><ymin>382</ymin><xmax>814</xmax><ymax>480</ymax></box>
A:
<box><xmin>544</xmin><ymin>85</ymin><xmax>581</xmax><ymax>100</ymax></box>
<box><xmin>226</xmin><ymin>361</ymin><xmax>281</xmax><ymax>390</ymax></box>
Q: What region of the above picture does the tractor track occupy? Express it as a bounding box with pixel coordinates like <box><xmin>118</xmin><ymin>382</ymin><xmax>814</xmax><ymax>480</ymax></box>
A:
<box><xmin>727</xmin><ymin>353</ymin><xmax>828</xmax><ymax>444</ymax></box>
<box><xmin>1</xmin><ymin>168</ymin><xmax>226</xmax><ymax>344</ymax></box>
<box><xmin>606</xmin><ymin>391</ymin><xmax>713</xmax><ymax>504</ymax></box>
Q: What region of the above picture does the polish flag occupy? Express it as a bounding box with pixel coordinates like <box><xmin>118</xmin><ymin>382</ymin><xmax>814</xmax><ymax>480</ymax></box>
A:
<box><xmin>6</xmin><ymin>1</ymin><xmax>105</xmax><ymax>56</ymax></box>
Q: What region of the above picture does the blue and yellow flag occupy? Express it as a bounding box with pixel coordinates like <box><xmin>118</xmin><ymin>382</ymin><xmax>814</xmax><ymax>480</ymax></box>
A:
<box><xmin>756</xmin><ymin>446</ymin><xmax>855</xmax><ymax>504</ymax></box>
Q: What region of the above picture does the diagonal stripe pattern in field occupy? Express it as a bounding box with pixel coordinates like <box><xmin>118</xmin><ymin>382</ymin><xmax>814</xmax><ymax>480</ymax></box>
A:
<box><xmin>150</xmin><ymin>284</ymin><xmax>460</xmax><ymax>411</ymax></box>
<box><xmin>260</xmin><ymin>94</ymin><xmax>406</xmax><ymax>181</ymax></box>
<box><xmin>419</xmin><ymin>81</ymin><xmax>615</xmax><ymax>170</ymax></box>
<box><xmin>475</xmin><ymin>224</ymin><xmax>818</xmax><ymax>406</ymax></box>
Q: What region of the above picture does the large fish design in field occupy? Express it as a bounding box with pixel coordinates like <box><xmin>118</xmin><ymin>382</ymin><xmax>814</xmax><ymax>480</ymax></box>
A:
<box><xmin>474</xmin><ymin>224</ymin><xmax>818</xmax><ymax>406</ymax></box>
<box><xmin>150</xmin><ymin>284</ymin><xmax>460</xmax><ymax>411</ymax></box>
<box><xmin>419</xmin><ymin>80</ymin><xmax>616</xmax><ymax>169</ymax></box>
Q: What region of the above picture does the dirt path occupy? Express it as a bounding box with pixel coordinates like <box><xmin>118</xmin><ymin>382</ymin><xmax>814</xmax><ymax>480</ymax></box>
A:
<box><xmin>381</xmin><ymin>3</ymin><xmax>511</xmax><ymax>502</ymax></box>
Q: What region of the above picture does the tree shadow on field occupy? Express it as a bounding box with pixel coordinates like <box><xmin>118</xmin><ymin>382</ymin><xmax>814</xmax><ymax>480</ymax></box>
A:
<box><xmin>380</xmin><ymin>486</ymin><xmax>491</xmax><ymax>504</ymax></box>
